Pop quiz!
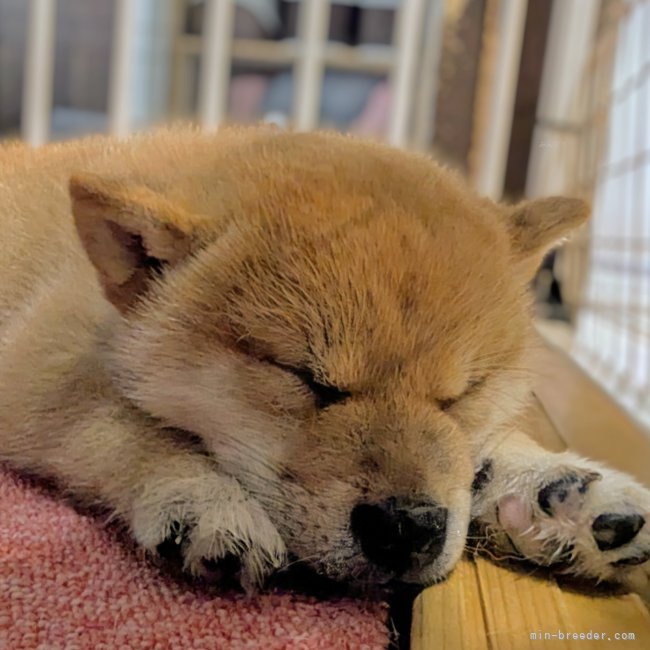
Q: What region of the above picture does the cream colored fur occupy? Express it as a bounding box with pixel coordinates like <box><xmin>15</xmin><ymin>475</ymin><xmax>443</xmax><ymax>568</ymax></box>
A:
<box><xmin>0</xmin><ymin>126</ymin><xmax>647</xmax><ymax>597</ymax></box>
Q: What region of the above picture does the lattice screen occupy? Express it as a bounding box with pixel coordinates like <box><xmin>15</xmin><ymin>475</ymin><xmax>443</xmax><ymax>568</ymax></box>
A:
<box><xmin>563</xmin><ymin>0</ymin><xmax>650</xmax><ymax>430</ymax></box>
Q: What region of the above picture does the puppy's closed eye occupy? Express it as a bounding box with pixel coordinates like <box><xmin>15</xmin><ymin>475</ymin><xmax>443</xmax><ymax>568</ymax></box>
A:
<box><xmin>437</xmin><ymin>377</ymin><xmax>486</xmax><ymax>411</ymax></box>
<box><xmin>266</xmin><ymin>359</ymin><xmax>351</xmax><ymax>410</ymax></box>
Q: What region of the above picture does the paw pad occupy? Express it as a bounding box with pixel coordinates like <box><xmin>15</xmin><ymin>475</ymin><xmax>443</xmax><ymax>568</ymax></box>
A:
<box><xmin>472</xmin><ymin>460</ymin><xmax>493</xmax><ymax>494</ymax></box>
<box><xmin>592</xmin><ymin>513</ymin><xmax>645</xmax><ymax>551</ymax></box>
<box><xmin>537</xmin><ymin>471</ymin><xmax>600</xmax><ymax>517</ymax></box>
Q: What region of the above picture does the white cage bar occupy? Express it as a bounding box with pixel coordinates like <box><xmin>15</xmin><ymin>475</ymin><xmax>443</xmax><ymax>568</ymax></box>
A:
<box><xmin>21</xmin><ymin>0</ymin><xmax>57</xmax><ymax>146</ymax></box>
<box><xmin>108</xmin><ymin>0</ymin><xmax>140</xmax><ymax>137</ymax></box>
<box><xmin>198</xmin><ymin>0</ymin><xmax>235</xmax><ymax>129</ymax></box>
<box><xmin>412</xmin><ymin>0</ymin><xmax>446</xmax><ymax>151</ymax></box>
<box><xmin>19</xmin><ymin>0</ymin><xmax>449</xmax><ymax>150</ymax></box>
<box><xmin>293</xmin><ymin>0</ymin><xmax>331</xmax><ymax>131</ymax></box>
<box><xmin>388</xmin><ymin>0</ymin><xmax>426</xmax><ymax>148</ymax></box>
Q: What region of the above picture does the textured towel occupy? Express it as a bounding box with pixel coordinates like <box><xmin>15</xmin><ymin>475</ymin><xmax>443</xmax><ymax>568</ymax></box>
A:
<box><xmin>0</xmin><ymin>468</ymin><xmax>388</xmax><ymax>649</ymax></box>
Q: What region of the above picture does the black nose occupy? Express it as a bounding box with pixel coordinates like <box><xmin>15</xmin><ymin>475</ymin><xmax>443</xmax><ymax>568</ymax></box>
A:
<box><xmin>350</xmin><ymin>497</ymin><xmax>448</xmax><ymax>575</ymax></box>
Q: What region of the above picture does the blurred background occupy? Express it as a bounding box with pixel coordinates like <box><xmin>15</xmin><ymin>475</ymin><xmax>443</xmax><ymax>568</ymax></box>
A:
<box><xmin>0</xmin><ymin>0</ymin><xmax>648</xmax><ymax>433</ymax></box>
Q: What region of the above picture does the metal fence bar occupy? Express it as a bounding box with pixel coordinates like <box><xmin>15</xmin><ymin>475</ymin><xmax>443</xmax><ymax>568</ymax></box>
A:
<box><xmin>473</xmin><ymin>0</ymin><xmax>528</xmax><ymax>199</ymax></box>
<box><xmin>388</xmin><ymin>0</ymin><xmax>426</xmax><ymax>148</ymax></box>
<box><xmin>293</xmin><ymin>0</ymin><xmax>331</xmax><ymax>131</ymax></box>
<box><xmin>619</xmin><ymin>12</ymin><xmax>637</xmax><ymax>388</ymax></box>
<box><xmin>639</xmin><ymin>1</ymin><xmax>650</xmax><ymax>412</ymax></box>
<box><xmin>198</xmin><ymin>0</ymin><xmax>235</xmax><ymax>129</ymax></box>
<box><xmin>412</xmin><ymin>0</ymin><xmax>446</xmax><ymax>150</ymax></box>
<box><xmin>21</xmin><ymin>0</ymin><xmax>57</xmax><ymax>146</ymax></box>
<box><xmin>109</xmin><ymin>0</ymin><xmax>139</xmax><ymax>137</ymax></box>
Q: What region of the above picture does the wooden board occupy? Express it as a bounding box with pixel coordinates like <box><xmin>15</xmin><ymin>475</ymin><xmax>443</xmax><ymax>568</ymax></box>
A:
<box><xmin>413</xmin><ymin>557</ymin><xmax>650</xmax><ymax>650</ymax></box>
<box><xmin>412</xmin><ymin>342</ymin><xmax>650</xmax><ymax>649</ymax></box>
<box><xmin>533</xmin><ymin>345</ymin><xmax>650</xmax><ymax>485</ymax></box>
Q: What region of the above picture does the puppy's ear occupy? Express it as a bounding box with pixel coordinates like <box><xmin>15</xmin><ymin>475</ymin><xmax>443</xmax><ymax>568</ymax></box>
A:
<box><xmin>70</xmin><ymin>173</ymin><xmax>209</xmax><ymax>312</ymax></box>
<box><xmin>504</xmin><ymin>197</ymin><xmax>590</xmax><ymax>278</ymax></box>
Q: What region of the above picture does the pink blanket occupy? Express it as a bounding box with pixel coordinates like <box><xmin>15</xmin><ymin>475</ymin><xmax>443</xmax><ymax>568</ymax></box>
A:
<box><xmin>0</xmin><ymin>468</ymin><xmax>388</xmax><ymax>649</ymax></box>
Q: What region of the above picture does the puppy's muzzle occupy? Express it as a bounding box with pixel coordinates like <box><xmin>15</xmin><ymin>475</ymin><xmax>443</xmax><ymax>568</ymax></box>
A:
<box><xmin>351</xmin><ymin>496</ymin><xmax>448</xmax><ymax>575</ymax></box>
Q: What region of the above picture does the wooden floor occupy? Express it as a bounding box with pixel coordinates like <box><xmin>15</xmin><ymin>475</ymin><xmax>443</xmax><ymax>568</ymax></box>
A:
<box><xmin>412</xmin><ymin>342</ymin><xmax>650</xmax><ymax>649</ymax></box>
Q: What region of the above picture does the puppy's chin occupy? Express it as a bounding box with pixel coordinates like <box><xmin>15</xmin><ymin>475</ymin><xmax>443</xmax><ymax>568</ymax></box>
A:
<box><xmin>275</xmin><ymin>544</ymin><xmax>459</xmax><ymax>597</ymax></box>
<box><xmin>267</xmin><ymin>559</ymin><xmax>422</xmax><ymax>601</ymax></box>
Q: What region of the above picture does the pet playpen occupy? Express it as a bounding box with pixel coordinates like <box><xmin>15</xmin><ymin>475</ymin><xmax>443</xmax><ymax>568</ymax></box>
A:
<box><xmin>4</xmin><ymin>0</ymin><xmax>650</xmax><ymax>431</ymax></box>
<box><xmin>529</xmin><ymin>0</ymin><xmax>650</xmax><ymax>431</ymax></box>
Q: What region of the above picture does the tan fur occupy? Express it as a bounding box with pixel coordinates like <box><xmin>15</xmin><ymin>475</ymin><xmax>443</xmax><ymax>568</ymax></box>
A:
<box><xmin>2</xmin><ymin>126</ymin><xmax>647</xmax><ymax>595</ymax></box>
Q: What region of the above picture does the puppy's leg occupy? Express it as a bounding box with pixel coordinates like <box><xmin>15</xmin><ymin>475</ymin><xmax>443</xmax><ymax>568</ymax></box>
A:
<box><xmin>2</xmin><ymin>407</ymin><xmax>286</xmax><ymax>588</ymax></box>
<box><xmin>470</xmin><ymin>432</ymin><xmax>650</xmax><ymax>599</ymax></box>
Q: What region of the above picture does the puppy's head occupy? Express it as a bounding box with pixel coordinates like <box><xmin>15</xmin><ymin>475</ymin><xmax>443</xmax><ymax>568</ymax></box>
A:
<box><xmin>70</xmin><ymin>129</ymin><xmax>588</xmax><ymax>588</ymax></box>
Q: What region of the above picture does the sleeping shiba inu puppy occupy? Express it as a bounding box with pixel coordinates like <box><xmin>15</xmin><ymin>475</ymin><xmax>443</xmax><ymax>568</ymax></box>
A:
<box><xmin>1</xmin><ymin>127</ymin><xmax>649</xmax><ymax>598</ymax></box>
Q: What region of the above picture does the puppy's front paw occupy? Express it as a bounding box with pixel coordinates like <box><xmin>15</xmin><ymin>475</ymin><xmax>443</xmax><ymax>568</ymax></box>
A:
<box><xmin>131</xmin><ymin>473</ymin><xmax>286</xmax><ymax>590</ymax></box>
<box><xmin>473</xmin><ymin>456</ymin><xmax>650</xmax><ymax>598</ymax></box>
